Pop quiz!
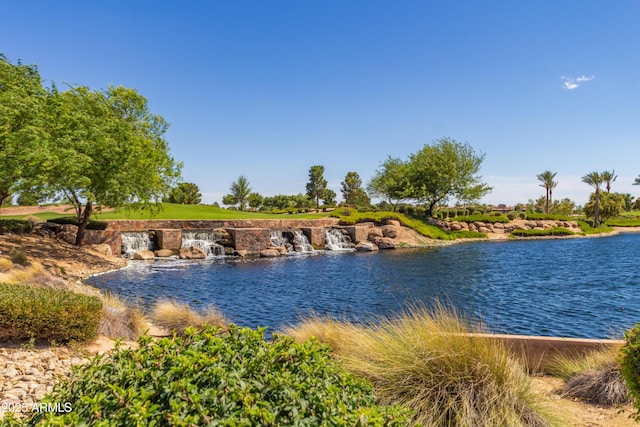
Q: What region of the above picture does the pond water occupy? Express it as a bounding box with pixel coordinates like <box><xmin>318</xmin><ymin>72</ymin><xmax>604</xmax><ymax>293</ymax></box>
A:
<box><xmin>86</xmin><ymin>233</ymin><xmax>640</xmax><ymax>339</ymax></box>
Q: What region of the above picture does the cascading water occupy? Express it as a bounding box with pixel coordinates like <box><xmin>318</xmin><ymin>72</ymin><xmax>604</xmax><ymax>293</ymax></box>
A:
<box><xmin>324</xmin><ymin>228</ymin><xmax>355</xmax><ymax>251</ymax></box>
<box><xmin>270</xmin><ymin>230</ymin><xmax>314</xmax><ymax>253</ymax></box>
<box><xmin>181</xmin><ymin>231</ymin><xmax>226</xmax><ymax>257</ymax></box>
<box><xmin>121</xmin><ymin>232</ymin><xmax>156</xmax><ymax>258</ymax></box>
<box><xmin>291</xmin><ymin>230</ymin><xmax>314</xmax><ymax>253</ymax></box>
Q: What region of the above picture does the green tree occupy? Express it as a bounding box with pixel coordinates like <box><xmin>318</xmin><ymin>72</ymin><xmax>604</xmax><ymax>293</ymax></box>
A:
<box><xmin>408</xmin><ymin>138</ymin><xmax>491</xmax><ymax>216</ymax></box>
<box><xmin>0</xmin><ymin>55</ymin><xmax>49</xmax><ymax>220</ymax></box>
<box><xmin>601</xmin><ymin>170</ymin><xmax>617</xmax><ymax>193</ymax></box>
<box><xmin>341</xmin><ymin>171</ymin><xmax>370</xmax><ymax>208</ymax></box>
<box><xmin>582</xmin><ymin>171</ymin><xmax>603</xmax><ymax>228</ymax></box>
<box><xmin>536</xmin><ymin>171</ymin><xmax>558</xmax><ymax>214</ymax></box>
<box><xmin>17</xmin><ymin>189</ymin><xmax>42</xmax><ymax>206</ymax></box>
<box><xmin>584</xmin><ymin>192</ymin><xmax>624</xmax><ymax>223</ymax></box>
<box><xmin>45</xmin><ymin>85</ymin><xmax>181</xmax><ymax>245</ymax></box>
<box><xmin>551</xmin><ymin>198</ymin><xmax>576</xmax><ymax>216</ymax></box>
<box><xmin>367</xmin><ymin>157</ymin><xmax>412</xmax><ymax>212</ymax></box>
<box><xmin>223</xmin><ymin>175</ymin><xmax>251</xmax><ymax>211</ymax></box>
<box><xmin>305</xmin><ymin>165</ymin><xmax>328</xmax><ymax>210</ymax></box>
<box><xmin>248</xmin><ymin>192</ymin><xmax>263</xmax><ymax>211</ymax></box>
<box><xmin>165</xmin><ymin>182</ymin><xmax>202</xmax><ymax>205</ymax></box>
<box><xmin>322</xmin><ymin>189</ymin><xmax>337</xmax><ymax>207</ymax></box>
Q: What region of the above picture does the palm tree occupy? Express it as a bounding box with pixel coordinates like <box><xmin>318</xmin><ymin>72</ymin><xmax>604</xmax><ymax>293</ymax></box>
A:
<box><xmin>536</xmin><ymin>171</ymin><xmax>558</xmax><ymax>214</ymax></box>
<box><xmin>582</xmin><ymin>171</ymin><xmax>603</xmax><ymax>228</ymax></box>
<box><xmin>601</xmin><ymin>170</ymin><xmax>617</xmax><ymax>193</ymax></box>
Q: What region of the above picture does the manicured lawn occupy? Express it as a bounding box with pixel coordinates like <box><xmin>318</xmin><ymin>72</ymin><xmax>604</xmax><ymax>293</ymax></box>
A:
<box><xmin>93</xmin><ymin>203</ymin><xmax>328</xmax><ymax>220</ymax></box>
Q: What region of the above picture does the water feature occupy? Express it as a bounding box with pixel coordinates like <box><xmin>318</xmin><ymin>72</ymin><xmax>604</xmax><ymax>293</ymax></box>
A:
<box><xmin>181</xmin><ymin>231</ymin><xmax>226</xmax><ymax>257</ymax></box>
<box><xmin>88</xmin><ymin>232</ymin><xmax>640</xmax><ymax>339</ymax></box>
<box><xmin>121</xmin><ymin>232</ymin><xmax>156</xmax><ymax>258</ymax></box>
<box><xmin>325</xmin><ymin>228</ymin><xmax>355</xmax><ymax>251</ymax></box>
<box><xmin>269</xmin><ymin>230</ymin><xmax>314</xmax><ymax>253</ymax></box>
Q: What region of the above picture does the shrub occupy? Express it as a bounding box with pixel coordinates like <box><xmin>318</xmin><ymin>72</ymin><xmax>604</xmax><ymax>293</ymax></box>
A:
<box><xmin>150</xmin><ymin>300</ymin><xmax>229</xmax><ymax>335</ymax></box>
<box><xmin>507</xmin><ymin>211</ymin><xmax>518</xmax><ymax>220</ymax></box>
<box><xmin>0</xmin><ymin>219</ymin><xmax>34</xmax><ymax>234</ymax></box>
<box><xmin>472</xmin><ymin>210</ymin><xmax>482</xmax><ymax>216</ymax></box>
<box><xmin>9</xmin><ymin>248</ymin><xmax>28</xmax><ymax>266</ymax></box>
<box><xmin>0</xmin><ymin>283</ymin><xmax>102</xmax><ymax>343</ymax></box>
<box><xmin>510</xmin><ymin>228</ymin><xmax>575</xmax><ymax>237</ymax></box>
<box><xmin>18</xmin><ymin>326</ymin><xmax>411</xmax><ymax>426</ymax></box>
<box><xmin>518</xmin><ymin>212</ymin><xmax>527</xmax><ymax>219</ymax></box>
<box><xmin>549</xmin><ymin>345</ymin><xmax>621</xmax><ymax>380</ymax></box>
<box><xmin>562</xmin><ymin>364</ymin><xmax>630</xmax><ymax>406</ymax></box>
<box><xmin>286</xmin><ymin>305</ymin><xmax>560</xmax><ymax>426</ymax></box>
<box><xmin>620</xmin><ymin>323</ymin><xmax>640</xmax><ymax>420</ymax></box>
<box><xmin>49</xmin><ymin>217</ymin><xmax>108</xmax><ymax>230</ymax></box>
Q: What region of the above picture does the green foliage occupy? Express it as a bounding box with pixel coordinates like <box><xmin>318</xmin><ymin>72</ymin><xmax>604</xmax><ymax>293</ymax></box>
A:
<box><xmin>248</xmin><ymin>192</ymin><xmax>264</xmax><ymax>210</ymax></box>
<box><xmin>223</xmin><ymin>175</ymin><xmax>252</xmax><ymax>211</ymax></box>
<box><xmin>0</xmin><ymin>219</ymin><xmax>34</xmax><ymax>234</ymax></box>
<box><xmin>165</xmin><ymin>182</ymin><xmax>202</xmax><ymax>205</ymax></box>
<box><xmin>341</xmin><ymin>171</ymin><xmax>371</xmax><ymax>207</ymax></box>
<box><xmin>525</xmin><ymin>212</ymin><xmax>572</xmax><ymax>221</ymax></box>
<box><xmin>606</xmin><ymin>217</ymin><xmax>640</xmax><ymax>227</ymax></box>
<box><xmin>584</xmin><ymin>192</ymin><xmax>625</xmax><ymax>223</ymax></box>
<box><xmin>536</xmin><ymin>171</ymin><xmax>558</xmax><ymax>214</ymax></box>
<box><xmin>367</xmin><ymin>157</ymin><xmax>413</xmax><ymax>212</ymax></box>
<box><xmin>44</xmin><ymin>85</ymin><xmax>181</xmax><ymax>245</ymax></box>
<box><xmin>507</xmin><ymin>211</ymin><xmax>517</xmax><ymax>220</ymax></box>
<box><xmin>408</xmin><ymin>138</ymin><xmax>492</xmax><ymax>215</ymax></box>
<box><xmin>306</xmin><ymin>165</ymin><xmax>328</xmax><ymax>210</ymax></box>
<box><xmin>455</xmin><ymin>214</ymin><xmax>510</xmax><ymax>224</ymax></box>
<box><xmin>518</xmin><ymin>212</ymin><xmax>527</xmax><ymax>219</ymax></box>
<box><xmin>0</xmin><ymin>55</ymin><xmax>49</xmax><ymax>210</ymax></box>
<box><xmin>49</xmin><ymin>216</ymin><xmax>108</xmax><ymax>230</ymax></box>
<box><xmin>19</xmin><ymin>326</ymin><xmax>411</xmax><ymax>426</ymax></box>
<box><xmin>0</xmin><ymin>283</ymin><xmax>101</xmax><ymax>343</ymax></box>
<box><xmin>323</xmin><ymin>188</ymin><xmax>337</xmax><ymax>207</ymax></box>
<box><xmin>510</xmin><ymin>227</ymin><xmax>575</xmax><ymax>237</ymax></box>
<box><xmin>620</xmin><ymin>324</ymin><xmax>640</xmax><ymax>421</ymax></box>
<box><xmin>577</xmin><ymin>220</ymin><xmax>615</xmax><ymax>235</ymax></box>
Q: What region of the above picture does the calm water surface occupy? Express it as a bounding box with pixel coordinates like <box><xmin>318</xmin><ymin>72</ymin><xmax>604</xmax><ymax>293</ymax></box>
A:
<box><xmin>87</xmin><ymin>233</ymin><xmax>640</xmax><ymax>338</ymax></box>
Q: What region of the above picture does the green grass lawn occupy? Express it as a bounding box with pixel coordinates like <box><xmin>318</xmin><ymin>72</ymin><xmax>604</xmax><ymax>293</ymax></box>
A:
<box><xmin>0</xmin><ymin>203</ymin><xmax>329</xmax><ymax>221</ymax></box>
<box><xmin>93</xmin><ymin>203</ymin><xmax>328</xmax><ymax>220</ymax></box>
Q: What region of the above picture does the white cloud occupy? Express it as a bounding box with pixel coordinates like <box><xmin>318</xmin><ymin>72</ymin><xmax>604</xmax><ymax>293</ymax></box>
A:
<box><xmin>561</xmin><ymin>75</ymin><xmax>595</xmax><ymax>90</ymax></box>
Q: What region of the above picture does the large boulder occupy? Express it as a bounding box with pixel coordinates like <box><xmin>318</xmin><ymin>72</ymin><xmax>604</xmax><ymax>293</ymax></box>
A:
<box><xmin>382</xmin><ymin>219</ymin><xmax>401</xmax><ymax>228</ymax></box>
<box><xmin>88</xmin><ymin>244</ymin><xmax>113</xmax><ymax>256</ymax></box>
<box><xmin>381</xmin><ymin>225</ymin><xmax>398</xmax><ymax>238</ymax></box>
<box><xmin>367</xmin><ymin>228</ymin><xmax>383</xmax><ymax>240</ymax></box>
<box><xmin>372</xmin><ymin>237</ymin><xmax>396</xmax><ymax>249</ymax></box>
<box><xmin>355</xmin><ymin>242</ymin><xmax>379</xmax><ymax>252</ymax></box>
<box><xmin>154</xmin><ymin>249</ymin><xmax>175</xmax><ymax>258</ymax></box>
<box><xmin>179</xmin><ymin>246</ymin><xmax>207</xmax><ymax>259</ymax></box>
<box><xmin>133</xmin><ymin>250</ymin><xmax>155</xmax><ymax>260</ymax></box>
<box><xmin>260</xmin><ymin>248</ymin><xmax>282</xmax><ymax>257</ymax></box>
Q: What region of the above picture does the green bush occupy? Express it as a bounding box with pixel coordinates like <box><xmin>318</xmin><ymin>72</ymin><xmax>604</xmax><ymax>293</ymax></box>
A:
<box><xmin>621</xmin><ymin>324</ymin><xmax>640</xmax><ymax>421</ymax></box>
<box><xmin>0</xmin><ymin>284</ymin><xmax>102</xmax><ymax>343</ymax></box>
<box><xmin>518</xmin><ymin>212</ymin><xmax>527</xmax><ymax>219</ymax></box>
<box><xmin>15</xmin><ymin>326</ymin><xmax>411</xmax><ymax>426</ymax></box>
<box><xmin>456</xmin><ymin>214</ymin><xmax>509</xmax><ymax>224</ymax></box>
<box><xmin>510</xmin><ymin>227</ymin><xmax>575</xmax><ymax>237</ymax></box>
<box><xmin>49</xmin><ymin>217</ymin><xmax>108</xmax><ymax>230</ymax></box>
<box><xmin>507</xmin><ymin>211</ymin><xmax>518</xmax><ymax>220</ymax></box>
<box><xmin>0</xmin><ymin>219</ymin><xmax>34</xmax><ymax>234</ymax></box>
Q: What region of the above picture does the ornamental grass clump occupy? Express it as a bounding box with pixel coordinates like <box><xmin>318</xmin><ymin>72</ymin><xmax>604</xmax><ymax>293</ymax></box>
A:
<box><xmin>286</xmin><ymin>305</ymin><xmax>561</xmax><ymax>427</ymax></box>
<box><xmin>150</xmin><ymin>299</ymin><xmax>229</xmax><ymax>334</ymax></box>
<box><xmin>99</xmin><ymin>292</ymin><xmax>148</xmax><ymax>340</ymax></box>
<box><xmin>9</xmin><ymin>326</ymin><xmax>411</xmax><ymax>426</ymax></box>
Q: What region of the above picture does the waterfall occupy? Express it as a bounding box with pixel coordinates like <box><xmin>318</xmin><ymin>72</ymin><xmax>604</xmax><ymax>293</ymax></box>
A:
<box><xmin>270</xmin><ymin>230</ymin><xmax>314</xmax><ymax>253</ymax></box>
<box><xmin>324</xmin><ymin>228</ymin><xmax>355</xmax><ymax>251</ymax></box>
<box><xmin>121</xmin><ymin>232</ymin><xmax>156</xmax><ymax>258</ymax></box>
<box><xmin>270</xmin><ymin>231</ymin><xmax>287</xmax><ymax>248</ymax></box>
<box><xmin>291</xmin><ymin>230</ymin><xmax>314</xmax><ymax>253</ymax></box>
<box><xmin>182</xmin><ymin>231</ymin><xmax>226</xmax><ymax>257</ymax></box>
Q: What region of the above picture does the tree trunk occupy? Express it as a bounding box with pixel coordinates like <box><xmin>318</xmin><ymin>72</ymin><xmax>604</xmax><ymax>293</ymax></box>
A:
<box><xmin>74</xmin><ymin>201</ymin><xmax>93</xmax><ymax>246</ymax></box>
<box><xmin>593</xmin><ymin>190</ymin><xmax>600</xmax><ymax>228</ymax></box>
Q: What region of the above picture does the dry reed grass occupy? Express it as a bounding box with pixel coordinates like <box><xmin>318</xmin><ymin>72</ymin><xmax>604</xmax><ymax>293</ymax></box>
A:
<box><xmin>99</xmin><ymin>292</ymin><xmax>148</xmax><ymax>340</ymax></box>
<box><xmin>562</xmin><ymin>364</ymin><xmax>630</xmax><ymax>406</ymax></box>
<box><xmin>285</xmin><ymin>304</ymin><xmax>563</xmax><ymax>427</ymax></box>
<box><xmin>150</xmin><ymin>299</ymin><xmax>229</xmax><ymax>335</ymax></box>
<box><xmin>549</xmin><ymin>345</ymin><xmax>622</xmax><ymax>380</ymax></box>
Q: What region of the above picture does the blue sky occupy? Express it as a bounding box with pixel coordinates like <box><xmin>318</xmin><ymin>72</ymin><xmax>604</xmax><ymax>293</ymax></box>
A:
<box><xmin>3</xmin><ymin>1</ymin><xmax>639</xmax><ymax>206</ymax></box>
